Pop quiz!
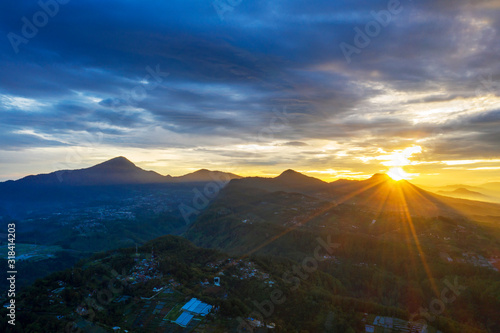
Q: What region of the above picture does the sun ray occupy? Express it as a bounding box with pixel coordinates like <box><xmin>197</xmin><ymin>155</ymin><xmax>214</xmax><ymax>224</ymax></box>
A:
<box><xmin>395</xmin><ymin>183</ymin><xmax>440</xmax><ymax>297</ymax></box>
<box><xmin>334</xmin><ymin>176</ymin><xmax>389</xmax><ymax>206</ymax></box>
<box><xmin>239</xmin><ymin>200</ymin><xmax>339</xmax><ymax>258</ymax></box>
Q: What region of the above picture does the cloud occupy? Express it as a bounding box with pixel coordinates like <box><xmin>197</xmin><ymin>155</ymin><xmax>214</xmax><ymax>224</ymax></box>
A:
<box><xmin>0</xmin><ymin>0</ymin><xmax>499</xmax><ymax>179</ymax></box>
<box><xmin>281</xmin><ymin>141</ymin><xmax>309</xmax><ymax>147</ymax></box>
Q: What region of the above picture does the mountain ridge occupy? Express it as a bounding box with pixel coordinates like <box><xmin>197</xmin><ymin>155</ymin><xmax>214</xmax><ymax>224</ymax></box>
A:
<box><xmin>2</xmin><ymin>157</ymin><xmax>241</xmax><ymax>186</ymax></box>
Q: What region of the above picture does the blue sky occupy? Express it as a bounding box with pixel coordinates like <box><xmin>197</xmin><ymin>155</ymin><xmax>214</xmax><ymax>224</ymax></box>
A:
<box><xmin>1</xmin><ymin>0</ymin><xmax>500</xmax><ymax>185</ymax></box>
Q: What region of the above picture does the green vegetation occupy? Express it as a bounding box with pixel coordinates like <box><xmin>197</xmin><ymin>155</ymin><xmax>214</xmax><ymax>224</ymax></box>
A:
<box><xmin>185</xmin><ymin>185</ymin><xmax>500</xmax><ymax>332</ymax></box>
<box><xmin>1</xmin><ymin>234</ymin><xmax>495</xmax><ymax>332</ymax></box>
<box><xmin>164</xmin><ymin>304</ymin><xmax>183</xmax><ymax>322</ymax></box>
<box><xmin>2</xmin><ymin>176</ymin><xmax>499</xmax><ymax>332</ymax></box>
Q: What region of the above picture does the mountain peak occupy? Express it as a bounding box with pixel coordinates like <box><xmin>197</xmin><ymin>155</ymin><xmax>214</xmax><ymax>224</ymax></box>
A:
<box><xmin>368</xmin><ymin>173</ymin><xmax>393</xmax><ymax>182</ymax></box>
<box><xmin>92</xmin><ymin>156</ymin><xmax>137</xmax><ymax>170</ymax></box>
<box><xmin>278</xmin><ymin>169</ymin><xmax>303</xmax><ymax>177</ymax></box>
<box><xmin>172</xmin><ymin>169</ymin><xmax>241</xmax><ymax>183</ymax></box>
<box><xmin>276</xmin><ymin>169</ymin><xmax>326</xmax><ymax>186</ymax></box>
<box><xmin>192</xmin><ymin>169</ymin><xmax>211</xmax><ymax>174</ymax></box>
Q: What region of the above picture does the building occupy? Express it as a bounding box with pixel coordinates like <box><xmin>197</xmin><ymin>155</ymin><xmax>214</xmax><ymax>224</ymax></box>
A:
<box><xmin>181</xmin><ymin>298</ymin><xmax>212</xmax><ymax>316</ymax></box>
<box><xmin>175</xmin><ymin>312</ymin><xmax>194</xmax><ymax>328</ymax></box>
<box><xmin>174</xmin><ymin>298</ymin><xmax>213</xmax><ymax>328</ymax></box>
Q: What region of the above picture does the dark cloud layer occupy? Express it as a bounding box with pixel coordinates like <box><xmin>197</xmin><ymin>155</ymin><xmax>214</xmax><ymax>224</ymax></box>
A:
<box><xmin>0</xmin><ymin>0</ymin><xmax>499</xmax><ymax>165</ymax></box>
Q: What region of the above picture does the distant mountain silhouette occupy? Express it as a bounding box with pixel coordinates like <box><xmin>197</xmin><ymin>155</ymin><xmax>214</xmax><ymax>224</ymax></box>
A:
<box><xmin>13</xmin><ymin>156</ymin><xmax>168</xmax><ymax>186</ymax></box>
<box><xmin>172</xmin><ymin>169</ymin><xmax>241</xmax><ymax>183</ymax></box>
<box><xmin>420</xmin><ymin>183</ymin><xmax>500</xmax><ymax>204</ymax></box>
<box><xmin>186</xmin><ymin>171</ymin><xmax>500</xmax><ymax>262</ymax></box>
<box><xmin>230</xmin><ymin>169</ymin><xmax>331</xmax><ymax>195</ymax></box>
<box><xmin>276</xmin><ymin>169</ymin><xmax>326</xmax><ymax>185</ymax></box>
<box><xmin>437</xmin><ymin>188</ymin><xmax>490</xmax><ymax>201</ymax></box>
<box><xmin>224</xmin><ymin>171</ymin><xmax>500</xmax><ymax>222</ymax></box>
<box><xmin>3</xmin><ymin>159</ymin><xmax>500</xmax><ymax>222</ymax></box>
<box><xmin>1</xmin><ymin>157</ymin><xmax>241</xmax><ymax>186</ymax></box>
<box><xmin>0</xmin><ymin>157</ymin><xmax>243</xmax><ymax>218</ymax></box>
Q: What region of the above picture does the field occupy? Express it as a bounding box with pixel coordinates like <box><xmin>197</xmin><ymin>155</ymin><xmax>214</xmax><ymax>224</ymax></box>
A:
<box><xmin>3</xmin><ymin>243</ymin><xmax>64</xmax><ymax>262</ymax></box>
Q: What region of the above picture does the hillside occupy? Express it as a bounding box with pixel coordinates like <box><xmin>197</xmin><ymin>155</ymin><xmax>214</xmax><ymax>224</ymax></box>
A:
<box><xmin>184</xmin><ymin>174</ymin><xmax>500</xmax><ymax>332</ymax></box>
<box><xmin>186</xmin><ymin>173</ymin><xmax>500</xmax><ymax>258</ymax></box>
<box><xmin>0</xmin><ymin>157</ymin><xmax>240</xmax><ymax>219</ymax></box>
<box><xmin>0</xmin><ymin>159</ymin><xmax>241</xmax><ymax>290</ymax></box>
<box><xmin>223</xmin><ymin>171</ymin><xmax>500</xmax><ymax>222</ymax></box>
<box><xmin>1</xmin><ymin>157</ymin><xmax>241</xmax><ymax>187</ymax></box>
<box><xmin>10</xmin><ymin>157</ymin><xmax>169</xmax><ymax>186</ymax></box>
<box><xmin>1</xmin><ymin>235</ymin><xmax>491</xmax><ymax>333</ymax></box>
<box><xmin>0</xmin><ymin>168</ymin><xmax>498</xmax><ymax>332</ymax></box>
<box><xmin>171</xmin><ymin>169</ymin><xmax>241</xmax><ymax>183</ymax></box>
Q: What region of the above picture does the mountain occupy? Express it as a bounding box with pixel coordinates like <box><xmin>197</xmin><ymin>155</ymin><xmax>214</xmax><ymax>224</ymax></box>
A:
<box><xmin>203</xmin><ymin>170</ymin><xmax>500</xmax><ymax>222</ymax></box>
<box><xmin>0</xmin><ymin>157</ymin><xmax>241</xmax><ymax>219</ymax></box>
<box><xmin>437</xmin><ymin>187</ymin><xmax>490</xmax><ymax>201</ymax></box>
<box><xmin>327</xmin><ymin>174</ymin><xmax>473</xmax><ymax>218</ymax></box>
<box><xmin>184</xmin><ymin>171</ymin><xmax>499</xmax><ymax>333</ymax></box>
<box><xmin>8</xmin><ymin>156</ymin><xmax>168</xmax><ymax>186</ymax></box>
<box><xmin>276</xmin><ymin>169</ymin><xmax>325</xmax><ymax>185</ymax></box>
<box><xmin>228</xmin><ymin>169</ymin><xmax>331</xmax><ymax>196</ymax></box>
<box><xmin>171</xmin><ymin>169</ymin><xmax>241</xmax><ymax>183</ymax></box>
<box><xmin>186</xmin><ymin>170</ymin><xmax>500</xmax><ymax>263</ymax></box>
<box><xmin>1</xmin><ymin>157</ymin><xmax>241</xmax><ymax>187</ymax></box>
<box><xmin>420</xmin><ymin>183</ymin><xmax>500</xmax><ymax>204</ymax></box>
<box><xmin>228</xmin><ymin>172</ymin><xmax>446</xmax><ymax>217</ymax></box>
<box><xmin>479</xmin><ymin>182</ymin><xmax>500</xmax><ymax>192</ymax></box>
<box><xmin>3</xmin><ymin>168</ymin><xmax>499</xmax><ymax>333</ymax></box>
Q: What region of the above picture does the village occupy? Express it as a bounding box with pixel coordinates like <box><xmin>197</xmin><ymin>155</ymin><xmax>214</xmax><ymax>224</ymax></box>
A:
<box><xmin>46</xmin><ymin>251</ymin><xmax>280</xmax><ymax>332</ymax></box>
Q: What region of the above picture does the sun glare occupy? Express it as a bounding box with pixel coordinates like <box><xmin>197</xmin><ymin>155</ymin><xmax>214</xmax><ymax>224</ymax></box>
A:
<box><xmin>387</xmin><ymin>167</ymin><xmax>409</xmax><ymax>181</ymax></box>
<box><xmin>382</xmin><ymin>146</ymin><xmax>422</xmax><ymax>181</ymax></box>
<box><xmin>382</xmin><ymin>146</ymin><xmax>422</xmax><ymax>167</ymax></box>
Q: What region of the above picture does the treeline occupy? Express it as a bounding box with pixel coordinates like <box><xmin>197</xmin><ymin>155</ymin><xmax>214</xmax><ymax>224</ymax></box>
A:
<box><xmin>1</xmin><ymin>234</ymin><xmax>497</xmax><ymax>332</ymax></box>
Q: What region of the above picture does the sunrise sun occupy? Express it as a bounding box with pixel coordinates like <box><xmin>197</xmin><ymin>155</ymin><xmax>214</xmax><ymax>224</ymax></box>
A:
<box><xmin>387</xmin><ymin>167</ymin><xmax>410</xmax><ymax>181</ymax></box>
<box><xmin>382</xmin><ymin>146</ymin><xmax>422</xmax><ymax>181</ymax></box>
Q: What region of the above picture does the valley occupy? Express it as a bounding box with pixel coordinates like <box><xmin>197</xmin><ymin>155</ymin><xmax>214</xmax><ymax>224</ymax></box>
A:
<box><xmin>1</xmin><ymin>158</ymin><xmax>499</xmax><ymax>332</ymax></box>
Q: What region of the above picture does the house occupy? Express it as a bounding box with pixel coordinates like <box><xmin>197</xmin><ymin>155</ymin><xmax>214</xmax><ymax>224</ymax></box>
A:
<box><xmin>175</xmin><ymin>312</ymin><xmax>194</xmax><ymax>328</ymax></box>
<box><xmin>373</xmin><ymin>316</ymin><xmax>393</xmax><ymax>329</ymax></box>
<box><xmin>174</xmin><ymin>298</ymin><xmax>213</xmax><ymax>328</ymax></box>
<box><xmin>181</xmin><ymin>298</ymin><xmax>212</xmax><ymax>316</ymax></box>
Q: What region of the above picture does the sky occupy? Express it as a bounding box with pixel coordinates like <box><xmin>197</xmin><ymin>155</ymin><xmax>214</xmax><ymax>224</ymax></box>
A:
<box><xmin>1</xmin><ymin>0</ymin><xmax>500</xmax><ymax>186</ymax></box>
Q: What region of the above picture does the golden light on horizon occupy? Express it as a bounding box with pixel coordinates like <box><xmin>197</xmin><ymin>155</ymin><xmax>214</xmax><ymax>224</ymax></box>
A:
<box><xmin>382</xmin><ymin>146</ymin><xmax>422</xmax><ymax>181</ymax></box>
<box><xmin>387</xmin><ymin>167</ymin><xmax>410</xmax><ymax>181</ymax></box>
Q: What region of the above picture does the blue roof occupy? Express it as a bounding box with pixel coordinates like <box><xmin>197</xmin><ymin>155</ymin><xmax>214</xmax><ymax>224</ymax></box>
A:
<box><xmin>181</xmin><ymin>298</ymin><xmax>213</xmax><ymax>316</ymax></box>
<box><xmin>175</xmin><ymin>312</ymin><xmax>194</xmax><ymax>327</ymax></box>
<box><xmin>181</xmin><ymin>298</ymin><xmax>199</xmax><ymax>312</ymax></box>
